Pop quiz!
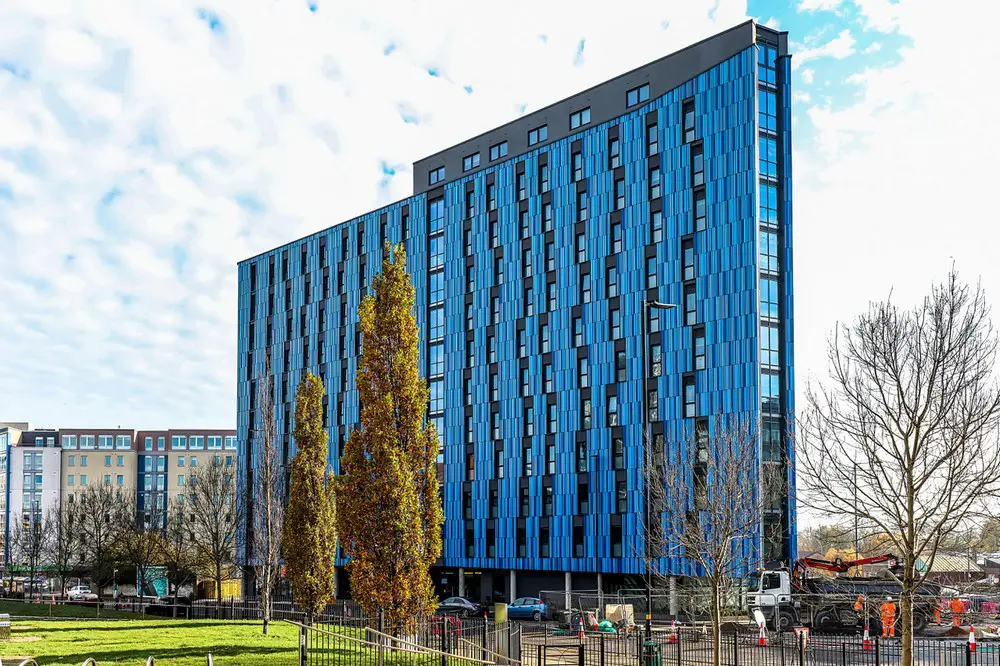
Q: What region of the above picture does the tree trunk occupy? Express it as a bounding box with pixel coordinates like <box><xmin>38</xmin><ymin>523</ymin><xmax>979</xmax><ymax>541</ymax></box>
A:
<box><xmin>901</xmin><ymin>576</ymin><xmax>915</xmax><ymax>666</ymax></box>
<box><xmin>216</xmin><ymin>564</ymin><xmax>223</xmax><ymax>620</ymax></box>
<box><xmin>711</xmin><ymin>579</ymin><xmax>722</xmax><ymax>666</ymax></box>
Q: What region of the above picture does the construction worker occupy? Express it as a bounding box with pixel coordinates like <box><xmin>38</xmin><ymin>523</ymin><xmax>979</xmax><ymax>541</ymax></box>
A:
<box><xmin>951</xmin><ymin>597</ymin><xmax>965</xmax><ymax>627</ymax></box>
<box><xmin>880</xmin><ymin>597</ymin><xmax>897</xmax><ymax>638</ymax></box>
<box><xmin>853</xmin><ymin>595</ymin><xmax>865</xmax><ymax>613</ymax></box>
<box><xmin>935</xmin><ymin>600</ymin><xmax>942</xmax><ymax>626</ymax></box>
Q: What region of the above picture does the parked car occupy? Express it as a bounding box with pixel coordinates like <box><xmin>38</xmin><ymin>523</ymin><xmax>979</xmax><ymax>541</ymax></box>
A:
<box><xmin>507</xmin><ymin>597</ymin><xmax>549</xmax><ymax>621</ymax></box>
<box><xmin>67</xmin><ymin>585</ymin><xmax>98</xmax><ymax>602</ymax></box>
<box><xmin>437</xmin><ymin>597</ymin><xmax>487</xmax><ymax>618</ymax></box>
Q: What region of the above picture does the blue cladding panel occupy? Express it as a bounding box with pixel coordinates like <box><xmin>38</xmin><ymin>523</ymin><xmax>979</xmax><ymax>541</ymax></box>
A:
<box><xmin>237</xmin><ymin>42</ymin><xmax>793</xmax><ymax>575</ymax></box>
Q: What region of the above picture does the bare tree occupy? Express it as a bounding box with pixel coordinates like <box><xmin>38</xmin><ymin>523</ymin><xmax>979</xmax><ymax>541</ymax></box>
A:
<box><xmin>74</xmin><ymin>483</ymin><xmax>129</xmax><ymax>600</ymax></box>
<box><xmin>117</xmin><ymin>494</ymin><xmax>164</xmax><ymax>604</ymax></box>
<box><xmin>188</xmin><ymin>457</ymin><xmax>242</xmax><ymax>617</ymax></box>
<box><xmin>10</xmin><ymin>512</ymin><xmax>48</xmax><ymax>599</ymax></box>
<box><xmin>253</xmin><ymin>358</ymin><xmax>284</xmax><ymax>634</ymax></box>
<box><xmin>43</xmin><ymin>505</ymin><xmax>80</xmax><ymax>597</ymax></box>
<box><xmin>798</xmin><ymin>271</ymin><xmax>1000</xmax><ymax>666</ymax></box>
<box><xmin>647</xmin><ymin>416</ymin><xmax>785</xmax><ymax>666</ymax></box>
<box><xmin>162</xmin><ymin>498</ymin><xmax>199</xmax><ymax>617</ymax></box>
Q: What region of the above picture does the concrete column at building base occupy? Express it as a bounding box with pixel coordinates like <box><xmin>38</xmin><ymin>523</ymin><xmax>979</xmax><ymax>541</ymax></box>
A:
<box><xmin>458</xmin><ymin>568</ymin><xmax>466</xmax><ymax>598</ymax></box>
<box><xmin>597</xmin><ymin>573</ymin><xmax>604</xmax><ymax>617</ymax></box>
<box><xmin>669</xmin><ymin>575</ymin><xmax>678</xmax><ymax>618</ymax></box>
<box><xmin>564</xmin><ymin>571</ymin><xmax>572</xmax><ymax>610</ymax></box>
<box><xmin>509</xmin><ymin>570</ymin><xmax>516</xmax><ymax>602</ymax></box>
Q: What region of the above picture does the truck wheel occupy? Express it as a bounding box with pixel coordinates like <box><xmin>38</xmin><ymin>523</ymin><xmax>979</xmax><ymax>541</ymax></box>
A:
<box><xmin>913</xmin><ymin>613</ymin><xmax>928</xmax><ymax>634</ymax></box>
<box><xmin>778</xmin><ymin>611</ymin><xmax>796</xmax><ymax>633</ymax></box>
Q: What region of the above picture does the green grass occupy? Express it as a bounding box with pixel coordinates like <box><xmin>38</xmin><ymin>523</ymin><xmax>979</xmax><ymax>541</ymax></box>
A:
<box><xmin>0</xmin><ymin>599</ymin><xmax>142</xmax><ymax>619</ymax></box>
<box><xmin>0</xmin><ymin>618</ymin><xmax>300</xmax><ymax>665</ymax></box>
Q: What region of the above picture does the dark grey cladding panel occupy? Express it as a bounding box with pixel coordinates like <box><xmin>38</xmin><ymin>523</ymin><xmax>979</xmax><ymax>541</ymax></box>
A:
<box><xmin>413</xmin><ymin>20</ymin><xmax>766</xmax><ymax>194</ymax></box>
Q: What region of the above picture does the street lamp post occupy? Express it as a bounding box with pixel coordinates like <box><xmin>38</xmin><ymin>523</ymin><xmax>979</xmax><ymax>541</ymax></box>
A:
<box><xmin>640</xmin><ymin>299</ymin><xmax>676</xmax><ymax>641</ymax></box>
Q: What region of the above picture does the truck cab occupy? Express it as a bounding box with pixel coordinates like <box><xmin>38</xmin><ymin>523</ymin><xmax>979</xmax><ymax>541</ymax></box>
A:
<box><xmin>746</xmin><ymin>570</ymin><xmax>798</xmax><ymax>631</ymax></box>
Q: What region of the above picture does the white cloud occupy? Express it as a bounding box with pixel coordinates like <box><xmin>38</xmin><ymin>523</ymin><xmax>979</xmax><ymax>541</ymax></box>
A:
<box><xmin>793</xmin><ymin>29</ymin><xmax>856</xmax><ymax>69</ymax></box>
<box><xmin>0</xmin><ymin>0</ymin><xmax>752</xmax><ymax>428</ymax></box>
<box><xmin>794</xmin><ymin>0</ymin><xmax>1000</xmax><ymax>414</ymax></box>
<box><xmin>797</xmin><ymin>0</ymin><xmax>844</xmax><ymax>11</ymax></box>
<box><xmin>864</xmin><ymin>42</ymin><xmax>882</xmax><ymax>54</ymax></box>
<box><xmin>801</xmin><ymin>68</ymin><xmax>814</xmax><ymax>84</ymax></box>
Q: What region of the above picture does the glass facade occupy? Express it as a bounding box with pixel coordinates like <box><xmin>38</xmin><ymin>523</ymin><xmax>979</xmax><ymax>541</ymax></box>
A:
<box><xmin>237</xmin><ymin>21</ymin><xmax>794</xmax><ymax>582</ymax></box>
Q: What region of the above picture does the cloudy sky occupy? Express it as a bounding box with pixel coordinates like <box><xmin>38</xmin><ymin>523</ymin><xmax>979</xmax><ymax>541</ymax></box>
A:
<box><xmin>1</xmin><ymin>0</ymin><xmax>998</xmax><ymax>429</ymax></box>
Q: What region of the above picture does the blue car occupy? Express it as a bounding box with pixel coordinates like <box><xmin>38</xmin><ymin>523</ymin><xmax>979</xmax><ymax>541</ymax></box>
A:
<box><xmin>508</xmin><ymin>597</ymin><xmax>548</xmax><ymax>621</ymax></box>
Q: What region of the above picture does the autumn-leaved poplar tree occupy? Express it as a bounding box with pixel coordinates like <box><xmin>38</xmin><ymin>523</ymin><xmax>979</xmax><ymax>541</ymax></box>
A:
<box><xmin>339</xmin><ymin>242</ymin><xmax>443</xmax><ymax>629</ymax></box>
<box><xmin>283</xmin><ymin>372</ymin><xmax>337</xmax><ymax>624</ymax></box>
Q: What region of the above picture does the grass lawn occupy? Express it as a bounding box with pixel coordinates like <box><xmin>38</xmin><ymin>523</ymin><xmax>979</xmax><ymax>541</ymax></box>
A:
<box><xmin>0</xmin><ymin>599</ymin><xmax>142</xmax><ymax>619</ymax></box>
<box><xmin>0</xmin><ymin>618</ymin><xmax>300</xmax><ymax>665</ymax></box>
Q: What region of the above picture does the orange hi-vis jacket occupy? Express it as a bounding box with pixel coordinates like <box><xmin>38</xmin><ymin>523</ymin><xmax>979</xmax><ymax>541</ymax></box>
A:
<box><xmin>880</xmin><ymin>601</ymin><xmax>897</xmax><ymax>619</ymax></box>
<box><xmin>951</xmin><ymin>598</ymin><xmax>965</xmax><ymax>614</ymax></box>
<box><xmin>853</xmin><ymin>596</ymin><xmax>865</xmax><ymax>612</ymax></box>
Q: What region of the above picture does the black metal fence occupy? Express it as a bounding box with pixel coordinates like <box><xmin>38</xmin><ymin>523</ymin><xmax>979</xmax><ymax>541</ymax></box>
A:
<box><xmin>292</xmin><ymin>615</ymin><xmax>522</xmax><ymax>666</ymax></box>
<box><xmin>519</xmin><ymin>624</ymin><xmax>995</xmax><ymax>666</ymax></box>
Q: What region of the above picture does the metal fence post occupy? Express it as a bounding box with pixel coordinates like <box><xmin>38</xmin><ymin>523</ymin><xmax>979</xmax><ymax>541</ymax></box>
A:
<box><xmin>377</xmin><ymin>610</ymin><xmax>385</xmax><ymax>666</ymax></box>
<box><xmin>875</xmin><ymin>635</ymin><xmax>880</xmax><ymax>666</ymax></box>
<box><xmin>578</xmin><ymin>641</ymin><xmax>585</xmax><ymax>666</ymax></box>
<box><xmin>299</xmin><ymin>624</ymin><xmax>307</xmax><ymax>666</ymax></box>
<box><xmin>482</xmin><ymin>618</ymin><xmax>488</xmax><ymax>664</ymax></box>
<box><xmin>600</xmin><ymin>633</ymin><xmax>606</xmax><ymax>666</ymax></box>
<box><xmin>677</xmin><ymin>627</ymin><xmax>682</xmax><ymax>666</ymax></box>
<box><xmin>798</xmin><ymin>631</ymin><xmax>804</xmax><ymax>666</ymax></box>
<box><xmin>538</xmin><ymin>644</ymin><xmax>543</xmax><ymax>666</ymax></box>
<box><xmin>966</xmin><ymin>642</ymin><xmax>972</xmax><ymax>666</ymax></box>
<box><xmin>842</xmin><ymin>641</ymin><xmax>846</xmax><ymax>666</ymax></box>
<box><xmin>733</xmin><ymin>629</ymin><xmax>739</xmax><ymax>666</ymax></box>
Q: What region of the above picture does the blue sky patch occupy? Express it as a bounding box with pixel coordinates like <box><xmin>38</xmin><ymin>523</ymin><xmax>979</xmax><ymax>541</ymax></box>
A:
<box><xmin>196</xmin><ymin>8</ymin><xmax>225</xmax><ymax>34</ymax></box>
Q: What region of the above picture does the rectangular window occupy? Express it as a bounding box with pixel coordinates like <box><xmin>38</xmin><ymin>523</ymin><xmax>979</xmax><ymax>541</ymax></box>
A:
<box><xmin>614</xmin><ymin>179</ymin><xmax>625</xmax><ymax>210</ymax></box>
<box><xmin>616</xmin><ymin>478</ymin><xmax>628</xmax><ymax>513</ymax></box>
<box><xmin>495</xmin><ymin>257</ymin><xmax>504</xmax><ymax>286</ymax></box>
<box><xmin>609</xmin><ymin>137</ymin><xmax>621</xmax><ymax>169</ymax></box>
<box><xmin>694</xmin><ymin>189</ymin><xmax>706</xmax><ymax>231</ymax></box>
<box><xmin>528</xmin><ymin>125</ymin><xmax>548</xmax><ymax>146</ymax></box>
<box><xmin>463</xmin><ymin>153</ymin><xmax>481</xmax><ymax>171</ymax></box>
<box><xmin>488</xmin><ymin>183</ymin><xmax>497</xmax><ymax>211</ymax></box>
<box><xmin>570</xmin><ymin>107</ymin><xmax>591</xmax><ymax>130</ymax></box>
<box><xmin>577</xmin><ymin>191</ymin><xmax>588</xmax><ymax>222</ymax></box>
<box><xmin>581</xmin><ymin>396</ymin><xmax>592</xmax><ymax>429</ymax></box>
<box><xmin>575</xmin><ymin>439</ymin><xmax>588</xmax><ymax>473</ymax></box>
<box><xmin>525</xmin><ymin>286</ymin><xmax>534</xmax><ymax>316</ymax></box>
<box><xmin>578</xmin><ymin>356</ymin><xmax>590</xmax><ymax>388</ymax></box>
<box><xmin>542</xmin><ymin>202</ymin><xmax>553</xmax><ymax>231</ymax></box>
<box><xmin>547</xmin><ymin>403</ymin><xmax>558</xmax><ymax>434</ymax></box>
<box><xmin>576</xmin><ymin>233</ymin><xmax>586</xmax><ymax>262</ymax></box>
<box><xmin>581</xmin><ymin>272</ymin><xmax>592</xmax><ymax>304</ymax></box>
<box><xmin>611</xmin><ymin>523</ymin><xmax>622</xmax><ymax>557</ymax></box>
<box><xmin>572</xmin><ymin>151</ymin><xmax>583</xmax><ymax>182</ymax></box>
<box><xmin>763</xmin><ymin>419</ymin><xmax>783</xmax><ymax>462</ymax></box>
<box><xmin>466</xmin><ymin>190</ymin><xmax>476</xmax><ymax>218</ymax></box>
<box><xmin>539</xmin><ymin>163</ymin><xmax>550</xmax><ymax>194</ymax></box>
<box><xmin>522</xmin><ymin>248</ymin><xmax>533</xmax><ymax>278</ymax></box>
<box><xmin>573</xmin><ymin>523</ymin><xmax>585</xmax><ymax>557</ymax></box>
<box><xmin>759</xmin><ymin>89</ymin><xmax>777</xmax><ymax>134</ymax></box>
<box><xmin>492</xmin><ymin>409</ymin><xmax>501</xmax><ymax>438</ymax></box>
<box><xmin>608</xmin><ymin>395</ymin><xmax>619</xmax><ymax>427</ymax></box>
<box><xmin>651</xmin><ymin>343</ymin><xmax>662</xmax><ymax>377</ymax></box>
<box><xmin>99</xmin><ymin>435</ymin><xmax>113</xmax><ymax>449</ymax></box>
<box><xmin>649</xmin><ymin>167</ymin><xmax>661</xmax><ymax>200</ymax></box>
<box><xmin>646</xmin><ymin>256</ymin><xmax>658</xmax><ymax>289</ymax></box>
<box><xmin>682</xmin><ymin>238</ymin><xmax>695</xmax><ymax>281</ymax></box>
<box><xmin>694</xmin><ymin>326</ymin><xmax>707</xmax><ymax>370</ymax></box>
<box><xmin>612</xmin><ymin>435</ymin><xmax>624</xmax><ymax>470</ymax></box>
<box><xmin>517</xmin><ymin>173</ymin><xmax>527</xmax><ymax>201</ymax></box>
<box><xmin>429</xmin><ymin>271</ymin><xmax>445</xmax><ymax>303</ymax></box>
<box><xmin>541</xmin><ymin>322</ymin><xmax>551</xmax><ymax>353</ymax></box>
<box><xmin>682</xmin><ymin>99</ymin><xmax>696</xmax><ymax>143</ymax></box>
<box><xmin>683</xmin><ymin>375</ymin><xmax>696</xmax><ymax>418</ymax></box>
<box><xmin>692</xmin><ymin>143</ymin><xmax>705</xmax><ymax>187</ymax></box>
<box><xmin>573</xmin><ymin>316</ymin><xmax>584</xmax><ymax>347</ymax></box>
<box><xmin>607</xmin><ymin>264</ymin><xmax>618</xmax><ymax>298</ymax></box>
<box><xmin>525</xmin><ymin>404</ymin><xmax>535</xmax><ymax>437</ymax></box>
<box><xmin>615</xmin><ymin>350</ymin><xmax>627</xmax><ymax>382</ymax></box>
<box><xmin>430</xmin><ymin>234</ymin><xmax>445</xmax><ymax>269</ymax></box>
<box><xmin>429</xmin><ymin>197</ymin><xmax>445</xmax><ymax>232</ymax></box>
<box><xmin>430</xmin><ymin>305</ymin><xmax>444</xmax><ymax>340</ymax></box>
<box><xmin>626</xmin><ymin>83</ymin><xmax>650</xmax><ymax>107</ymax></box>
<box><xmin>762</xmin><ymin>371</ymin><xmax>781</xmax><ymax>414</ymax></box>
<box><xmin>521</xmin><ymin>367</ymin><xmax>530</xmax><ymax>396</ymax></box>
<box><xmin>761</xmin><ymin>277</ymin><xmax>779</xmax><ymax>320</ymax></box>
<box><xmin>520</xmin><ymin>486</ymin><xmax>530</xmax><ymax>516</ymax></box>
<box><xmin>543</xmin><ymin>363</ymin><xmax>553</xmax><ymax>393</ymax></box>
<box><xmin>684</xmin><ymin>283</ymin><xmax>697</xmax><ymax>325</ymax></box>
<box><xmin>429</xmin><ymin>379</ymin><xmax>444</xmax><ymax>412</ymax></box>
<box><xmin>610</xmin><ymin>307</ymin><xmax>622</xmax><ymax>339</ymax></box>
<box><xmin>428</xmin><ymin>166</ymin><xmax>446</xmax><ymax>185</ymax></box>
<box><xmin>651</xmin><ymin>211</ymin><xmax>663</xmax><ymax>244</ymax></box>
<box><xmin>760</xmin><ymin>182</ymin><xmax>778</xmax><ymax>226</ymax></box>
<box><xmin>518</xmin><ymin>328</ymin><xmax>527</xmax><ymax>357</ymax></box>
<box><xmin>62</xmin><ymin>435</ymin><xmax>77</xmax><ymax>449</ymax></box>
<box><xmin>430</xmin><ymin>342</ymin><xmax>445</xmax><ymax>376</ymax></box>
<box><xmin>545</xmin><ymin>241</ymin><xmax>554</xmax><ymax>271</ymax></box>
<box><xmin>489</xmin><ymin>141</ymin><xmax>508</xmax><ymax>161</ymax></box>
<box><xmin>761</xmin><ymin>324</ymin><xmax>780</xmax><ymax>368</ymax></box>
<box><xmin>547</xmin><ymin>281</ymin><xmax>557</xmax><ymax>311</ymax></box>
<box><xmin>611</xmin><ymin>221</ymin><xmax>622</xmax><ymax>254</ymax></box>
<box><xmin>647</xmin><ymin>122</ymin><xmax>658</xmax><ymax>156</ymax></box>
<box><xmin>488</xmin><ymin>335</ymin><xmax>497</xmax><ymax>363</ymax></box>
<box><xmin>545</xmin><ymin>443</ymin><xmax>556</xmax><ymax>477</ymax></box>
<box><xmin>761</xmin><ymin>230</ymin><xmax>779</xmax><ymax>274</ymax></box>
<box><xmin>540</xmin><ymin>522</ymin><xmax>550</xmax><ymax>558</ymax></box>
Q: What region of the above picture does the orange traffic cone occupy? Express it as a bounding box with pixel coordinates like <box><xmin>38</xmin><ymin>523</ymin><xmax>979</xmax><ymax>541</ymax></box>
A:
<box><xmin>862</xmin><ymin>625</ymin><xmax>872</xmax><ymax>651</ymax></box>
<box><xmin>970</xmin><ymin>626</ymin><xmax>977</xmax><ymax>653</ymax></box>
<box><xmin>578</xmin><ymin>616</ymin><xmax>585</xmax><ymax>641</ymax></box>
<box><xmin>668</xmin><ymin>619</ymin><xmax>678</xmax><ymax>644</ymax></box>
<box><xmin>758</xmin><ymin>623</ymin><xmax>767</xmax><ymax>647</ymax></box>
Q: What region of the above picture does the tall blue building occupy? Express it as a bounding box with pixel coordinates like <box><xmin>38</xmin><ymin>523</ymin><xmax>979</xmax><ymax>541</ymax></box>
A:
<box><xmin>237</xmin><ymin>20</ymin><xmax>794</xmax><ymax>603</ymax></box>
